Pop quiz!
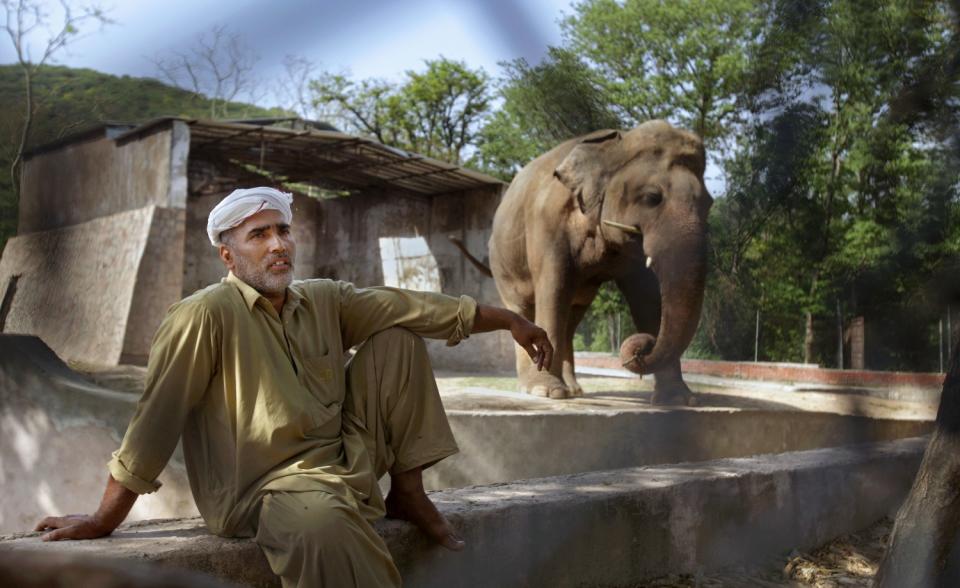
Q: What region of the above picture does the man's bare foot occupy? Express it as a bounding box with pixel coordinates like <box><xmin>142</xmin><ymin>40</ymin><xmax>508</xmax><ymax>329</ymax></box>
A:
<box><xmin>387</xmin><ymin>468</ymin><xmax>465</xmax><ymax>551</ymax></box>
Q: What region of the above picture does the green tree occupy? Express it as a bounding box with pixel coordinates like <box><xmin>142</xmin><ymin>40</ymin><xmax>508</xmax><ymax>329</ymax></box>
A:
<box><xmin>689</xmin><ymin>0</ymin><xmax>958</xmax><ymax>369</ymax></box>
<box><xmin>563</xmin><ymin>0</ymin><xmax>760</xmax><ymax>146</ymax></box>
<box><xmin>694</xmin><ymin>103</ymin><xmax>826</xmax><ymax>361</ymax></box>
<box><xmin>311</xmin><ymin>58</ymin><xmax>491</xmax><ymax>165</ymax></box>
<box><xmin>782</xmin><ymin>0</ymin><xmax>953</xmax><ymax>365</ymax></box>
<box><xmin>476</xmin><ymin>47</ymin><xmax>620</xmax><ymax>177</ymax></box>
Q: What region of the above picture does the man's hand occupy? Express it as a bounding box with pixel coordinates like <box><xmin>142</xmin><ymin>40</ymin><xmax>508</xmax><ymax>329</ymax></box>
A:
<box><xmin>472</xmin><ymin>304</ymin><xmax>554</xmax><ymax>371</ymax></box>
<box><xmin>34</xmin><ymin>514</ymin><xmax>115</xmax><ymax>541</ymax></box>
<box><xmin>509</xmin><ymin>316</ymin><xmax>553</xmax><ymax>371</ymax></box>
<box><xmin>34</xmin><ymin>474</ymin><xmax>138</xmax><ymax>541</ymax></box>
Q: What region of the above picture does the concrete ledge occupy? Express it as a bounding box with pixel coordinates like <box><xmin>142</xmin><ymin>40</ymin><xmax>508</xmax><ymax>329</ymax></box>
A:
<box><xmin>429</xmin><ymin>407</ymin><xmax>931</xmax><ymax>489</ymax></box>
<box><xmin>1</xmin><ymin>437</ymin><xmax>928</xmax><ymax>588</ymax></box>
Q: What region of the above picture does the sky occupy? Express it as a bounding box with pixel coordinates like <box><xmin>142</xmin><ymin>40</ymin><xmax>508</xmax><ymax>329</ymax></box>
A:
<box><xmin>0</xmin><ymin>0</ymin><xmax>573</xmax><ymax>92</ymax></box>
<box><xmin>0</xmin><ymin>0</ymin><xmax>726</xmax><ymax>191</ymax></box>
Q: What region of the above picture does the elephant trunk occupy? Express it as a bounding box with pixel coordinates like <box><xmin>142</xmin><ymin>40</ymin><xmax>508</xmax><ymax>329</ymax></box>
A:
<box><xmin>620</xmin><ymin>230</ymin><xmax>707</xmax><ymax>375</ymax></box>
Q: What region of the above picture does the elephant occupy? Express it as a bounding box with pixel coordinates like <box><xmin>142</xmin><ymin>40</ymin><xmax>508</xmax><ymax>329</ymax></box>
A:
<box><xmin>458</xmin><ymin>120</ymin><xmax>712</xmax><ymax>403</ymax></box>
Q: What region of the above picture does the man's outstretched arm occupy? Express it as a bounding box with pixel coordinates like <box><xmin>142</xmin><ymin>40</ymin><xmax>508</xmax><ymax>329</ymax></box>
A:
<box><xmin>34</xmin><ymin>474</ymin><xmax>138</xmax><ymax>541</ymax></box>
<box><xmin>472</xmin><ymin>303</ymin><xmax>554</xmax><ymax>372</ymax></box>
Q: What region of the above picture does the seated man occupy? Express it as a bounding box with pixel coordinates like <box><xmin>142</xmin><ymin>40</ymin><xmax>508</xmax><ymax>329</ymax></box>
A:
<box><xmin>35</xmin><ymin>187</ymin><xmax>553</xmax><ymax>588</ymax></box>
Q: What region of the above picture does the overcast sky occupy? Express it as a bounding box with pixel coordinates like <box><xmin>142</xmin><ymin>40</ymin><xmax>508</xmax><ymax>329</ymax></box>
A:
<box><xmin>0</xmin><ymin>0</ymin><xmax>572</xmax><ymax>92</ymax></box>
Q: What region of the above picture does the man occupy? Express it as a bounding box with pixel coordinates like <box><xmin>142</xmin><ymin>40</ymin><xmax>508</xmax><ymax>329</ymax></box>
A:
<box><xmin>34</xmin><ymin>187</ymin><xmax>553</xmax><ymax>587</ymax></box>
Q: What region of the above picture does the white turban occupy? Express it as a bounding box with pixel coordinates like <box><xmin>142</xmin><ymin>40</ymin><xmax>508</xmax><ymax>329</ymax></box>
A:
<box><xmin>207</xmin><ymin>187</ymin><xmax>294</xmax><ymax>246</ymax></box>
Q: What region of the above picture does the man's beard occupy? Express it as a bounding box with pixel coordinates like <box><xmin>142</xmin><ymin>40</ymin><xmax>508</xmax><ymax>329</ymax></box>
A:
<box><xmin>233</xmin><ymin>252</ymin><xmax>294</xmax><ymax>296</ymax></box>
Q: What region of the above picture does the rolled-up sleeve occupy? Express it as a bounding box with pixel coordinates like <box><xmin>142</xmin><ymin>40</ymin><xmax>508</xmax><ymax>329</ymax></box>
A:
<box><xmin>336</xmin><ymin>282</ymin><xmax>478</xmax><ymax>350</ymax></box>
<box><xmin>108</xmin><ymin>451</ymin><xmax>162</xmax><ymax>494</ymax></box>
<box><xmin>107</xmin><ymin>301</ymin><xmax>218</xmax><ymax>494</ymax></box>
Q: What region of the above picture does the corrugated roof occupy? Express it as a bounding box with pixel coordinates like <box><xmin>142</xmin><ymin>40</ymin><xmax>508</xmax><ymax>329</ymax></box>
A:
<box><xmin>35</xmin><ymin>116</ymin><xmax>504</xmax><ymax>196</ymax></box>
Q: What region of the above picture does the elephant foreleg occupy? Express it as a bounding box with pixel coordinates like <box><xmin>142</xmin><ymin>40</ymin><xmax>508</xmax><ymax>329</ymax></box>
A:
<box><xmin>521</xmin><ymin>262</ymin><xmax>575</xmax><ymax>399</ymax></box>
<box><xmin>615</xmin><ymin>270</ymin><xmax>697</xmax><ymax>406</ymax></box>
<box><xmin>651</xmin><ymin>358</ymin><xmax>697</xmax><ymax>406</ymax></box>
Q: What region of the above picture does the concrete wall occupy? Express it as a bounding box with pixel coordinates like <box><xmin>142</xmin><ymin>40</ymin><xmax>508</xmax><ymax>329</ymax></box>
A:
<box><xmin>424</xmin><ymin>408</ymin><xmax>933</xmax><ymax>490</ymax></box>
<box><xmin>315</xmin><ymin>187</ymin><xmax>513</xmax><ymax>371</ymax></box>
<box><xmin>425</xmin><ymin>188</ymin><xmax>513</xmax><ymax>372</ymax></box>
<box><xmin>0</xmin><ymin>337</ymin><xmax>197</xmax><ymax>535</ymax></box>
<box><xmin>313</xmin><ymin>190</ymin><xmax>428</xmax><ymax>285</ymax></box>
<box><xmin>121</xmin><ymin>207</ymin><xmax>186</xmax><ymax>364</ymax></box>
<box><xmin>0</xmin><ymin>206</ymin><xmax>183</xmax><ymax>365</ymax></box>
<box><xmin>0</xmin><ymin>438</ymin><xmax>935</xmax><ymax>587</ymax></box>
<box><xmin>18</xmin><ymin>123</ymin><xmax>189</xmax><ymax>234</ymax></box>
<box><xmin>14</xmin><ymin>130</ymin><xmax>508</xmax><ymax>370</ymax></box>
<box><xmin>186</xmin><ymin>180</ymin><xmax>512</xmax><ymax>371</ymax></box>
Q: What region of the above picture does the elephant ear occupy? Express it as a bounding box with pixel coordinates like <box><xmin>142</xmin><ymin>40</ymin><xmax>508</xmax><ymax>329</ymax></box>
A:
<box><xmin>554</xmin><ymin>129</ymin><xmax>623</xmax><ymax>214</ymax></box>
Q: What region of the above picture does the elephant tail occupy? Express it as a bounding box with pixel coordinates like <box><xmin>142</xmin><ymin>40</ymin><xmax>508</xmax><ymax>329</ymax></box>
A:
<box><xmin>447</xmin><ymin>235</ymin><xmax>493</xmax><ymax>278</ymax></box>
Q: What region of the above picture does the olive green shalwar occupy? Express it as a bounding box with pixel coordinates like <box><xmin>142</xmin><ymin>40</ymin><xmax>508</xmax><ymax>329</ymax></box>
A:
<box><xmin>108</xmin><ymin>272</ymin><xmax>476</xmax><ymax>587</ymax></box>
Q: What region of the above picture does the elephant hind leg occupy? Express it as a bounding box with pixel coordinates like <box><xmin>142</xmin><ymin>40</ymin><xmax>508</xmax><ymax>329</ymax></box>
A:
<box><xmin>561</xmin><ymin>304</ymin><xmax>590</xmax><ymax>397</ymax></box>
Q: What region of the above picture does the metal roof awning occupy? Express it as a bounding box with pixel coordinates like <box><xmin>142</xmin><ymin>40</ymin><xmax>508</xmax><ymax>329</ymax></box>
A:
<box><xmin>114</xmin><ymin>117</ymin><xmax>505</xmax><ymax>196</ymax></box>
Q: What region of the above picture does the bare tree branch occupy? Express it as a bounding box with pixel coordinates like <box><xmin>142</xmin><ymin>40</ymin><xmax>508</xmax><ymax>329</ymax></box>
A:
<box><xmin>151</xmin><ymin>25</ymin><xmax>260</xmax><ymax>119</ymax></box>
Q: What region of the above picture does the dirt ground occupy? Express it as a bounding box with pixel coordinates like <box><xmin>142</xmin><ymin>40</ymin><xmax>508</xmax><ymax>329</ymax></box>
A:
<box><xmin>639</xmin><ymin>518</ymin><xmax>892</xmax><ymax>587</ymax></box>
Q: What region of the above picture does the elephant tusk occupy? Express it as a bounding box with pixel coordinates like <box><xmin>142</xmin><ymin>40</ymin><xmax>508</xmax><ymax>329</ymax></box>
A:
<box><xmin>602</xmin><ymin>220</ymin><xmax>642</xmax><ymax>235</ymax></box>
<box><xmin>646</xmin><ymin>256</ymin><xmax>653</xmax><ymax>268</ymax></box>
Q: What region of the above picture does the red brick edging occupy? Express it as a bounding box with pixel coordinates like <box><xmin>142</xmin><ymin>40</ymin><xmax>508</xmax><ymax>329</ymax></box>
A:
<box><xmin>577</xmin><ymin>356</ymin><xmax>945</xmax><ymax>389</ymax></box>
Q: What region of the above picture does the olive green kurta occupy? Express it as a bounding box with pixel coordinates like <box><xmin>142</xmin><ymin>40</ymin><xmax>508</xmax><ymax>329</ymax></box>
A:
<box><xmin>257</xmin><ymin>325</ymin><xmax>457</xmax><ymax>588</ymax></box>
<box><xmin>108</xmin><ymin>272</ymin><xmax>476</xmax><ymax>537</ymax></box>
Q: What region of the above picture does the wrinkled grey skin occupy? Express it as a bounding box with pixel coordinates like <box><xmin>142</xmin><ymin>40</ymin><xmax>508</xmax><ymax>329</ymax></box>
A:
<box><xmin>488</xmin><ymin>120</ymin><xmax>712</xmax><ymax>403</ymax></box>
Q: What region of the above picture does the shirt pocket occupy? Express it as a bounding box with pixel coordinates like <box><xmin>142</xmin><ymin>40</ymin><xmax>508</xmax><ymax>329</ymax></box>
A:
<box><xmin>300</xmin><ymin>353</ymin><xmax>343</xmax><ymax>434</ymax></box>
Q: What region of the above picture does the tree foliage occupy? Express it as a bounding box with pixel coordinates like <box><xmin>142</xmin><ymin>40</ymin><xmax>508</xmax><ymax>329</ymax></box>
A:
<box><xmin>480</xmin><ymin>0</ymin><xmax>959</xmax><ymax>369</ymax></box>
<box><xmin>563</xmin><ymin>0</ymin><xmax>760</xmax><ymax>146</ymax></box>
<box><xmin>477</xmin><ymin>47</ymin><xmax>620</xmax><ymax>177</ymax></box>
<box><xmin>311</xmin><ymin>58</ymin><xmax>491</xmax><ymax>165</ymax></box>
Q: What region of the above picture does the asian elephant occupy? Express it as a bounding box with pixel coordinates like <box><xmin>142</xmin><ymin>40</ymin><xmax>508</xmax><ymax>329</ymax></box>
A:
<box><xmin>480</xmin><ymin>120</ymin><xmax>712</xmax><ymax>403</ymax></box>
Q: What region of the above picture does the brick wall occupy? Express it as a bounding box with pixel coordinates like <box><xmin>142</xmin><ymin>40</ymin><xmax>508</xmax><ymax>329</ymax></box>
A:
<box><xmin>577</xmin><ymin>355</ymin><xmax>945</xmax><ymax>389</ymax></box>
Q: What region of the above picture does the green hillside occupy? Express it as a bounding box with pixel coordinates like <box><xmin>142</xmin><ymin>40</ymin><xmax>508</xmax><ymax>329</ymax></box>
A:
<box><xmin>0</xmin><ymin>64</ymin><xmax>288</xmax><ymax>248</ymax></box>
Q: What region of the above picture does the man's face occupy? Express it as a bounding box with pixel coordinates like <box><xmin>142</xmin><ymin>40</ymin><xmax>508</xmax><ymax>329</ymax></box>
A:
<box><xmin>218</xmin><ymin>209</ymin><xmax>296</xmax><ymax>296</ymax></box>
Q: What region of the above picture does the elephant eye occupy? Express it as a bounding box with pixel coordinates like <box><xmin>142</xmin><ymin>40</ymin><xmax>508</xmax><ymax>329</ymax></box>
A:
<box><xmin>640</xmin><ymin>190</ymin><xmax>663</xmax><ymax>207</ymax></box>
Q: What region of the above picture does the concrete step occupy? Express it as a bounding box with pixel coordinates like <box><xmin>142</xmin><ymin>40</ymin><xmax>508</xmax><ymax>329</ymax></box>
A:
<box><xmin>1</xmin><ymin>437</ymin><xmax>928</xmax><ymax>588</ymax></box>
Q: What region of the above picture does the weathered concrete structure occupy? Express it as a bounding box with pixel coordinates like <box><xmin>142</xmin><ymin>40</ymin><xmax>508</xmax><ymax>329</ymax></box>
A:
<box><xmin>0</xmin><ymin>333</ymin><xmax>934</xmax><ymax>535</ymax></box>
<box><xmin>1</xmin><ymin>438</ymin><xmax>935</xmax><ymax>587</ymax></box>
<box><xmin>0</xmin><ymin>336</ymin><xmax>197</xmax><ymax>535</ymax></box>
<box><xmin>0</xmin><ymin>117</ymin><xmax>507</xmax><ymax>368</ymax></box>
